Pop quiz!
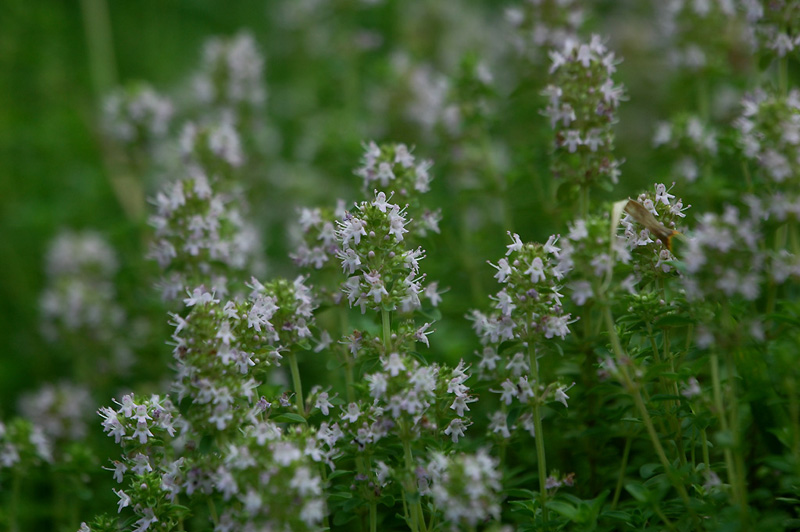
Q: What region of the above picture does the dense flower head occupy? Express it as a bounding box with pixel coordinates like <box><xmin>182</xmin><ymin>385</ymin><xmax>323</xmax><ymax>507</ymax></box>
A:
<box><xmin>148</xmin><ymin>169</ymin><xmax>263</xmax><ymax>301</ymax></box>
<box><xmin>653</xmin><ymin>115</ymin><xmax>718</xmax><ymax>183</ymax></box>
<box><xmin>424</xmin><ymin>449</ymin><xmax>501</xmax><ymax>529</ymax></box>
<box><xmin>681</xmin><ymin>205</ymin><xmax>770</xmax><ymax>302</ymax></box>
<box><xmin>735</xmin><ymin>88</ymin><xmax>800</xmax><ymax>190</ymax></box>
<box><xmin>193</xmin><ymin>31</ymin><xmax>266</xmax><ymax>111</ymax></box>
<box><xmin>362</xmin><ymin>356</ymin><xmax>474</xmax><ymax>442</ymax></box>
<box><xmin>171</xmin><ymin>278</ymin><xmax>314</xmax><ymax>429</ymax></box>
<box><xmin>472</xmin><ymin>232</ymin><xmax>571</xmax><ymax>346</ymax></box>
<box><xmin>542</xmin><ymin>35</ymin><xmax>625</xmax><ymax>189</ymax></box>
<box><xmin>620</xmin><ymin>183</ymin><xmax>691</xmax><ymax>278</ymax></box>
<box><xmin>558</xmin><ymin>214</ymin><xmax>638</xmax><ymax>306</ymax></box>
<box><xmin>655</xmin><ymin>0</ymin><xmax>742</xmax><ymax>71</ymax></box>
<box><xmin>356</xmin><ymin>142</ymin><xmax>433</xmax><ymax>199</ymax></box>
<box><xmin>98</xmin><ymin>393</ymin><xmax>182</xmax><ymax>449</ymax></box>
<box><xmin>19</xmin><ymin>381</ymin><xmax>93</xmax><ymax>441</ymax></box>
<box><xmin>39</xmin><ymin>231</ymin><xmax>128</xmax><ymax>351</ymax></box>
<box><xmin>354</xmin><ymin>142</ymin><xmax>441</xmax><ymax>237</ymax></box>
<box><xmin>180</xmin><ymin>119</ymin><xmax>245</xmax><ymax>175</ymax></box>
<box><xmin>402</xmin><ymin>60</ymin><xmax>459</xmax><ymax>137</ymax></box>
<box><xmin>336</xmin><ymin>192</ymin><xmax>439</xmax><ymax>313</ymax></box>
<box><xmin>741</xmin><ymin>0</ymin><xmax>800</xmax><ymax>57</ymax></box>
<box><xmin>102</xmin><ymin>82</ymin><xmax>173</xmax><ymax>146</ymax></box>
<box><xmin>505</xmin><ymin>0</ymin><xmax>584</xmax><ymax>60</ymax></box>
<box><xmin>290</xmin><ymin>201</ymin><xmax>347</xmax><ymax>272</ymax></box>
<box><xmin>0</xmin><ymin>418</ymin><xmax>53</xmax><ymax>469</ymax></box>
<box><xmin>201</xmin><ymin>422</ymin><xmax>328</xmax><ymax>531</ymax></box>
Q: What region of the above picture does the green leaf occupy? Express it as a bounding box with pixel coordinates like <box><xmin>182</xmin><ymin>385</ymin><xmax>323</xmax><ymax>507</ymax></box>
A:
<box><xmin>505</xmin><ymin>488</ymin><xmax>537</xmax><ymax>499</ymax></box>
<box><xmin>624</xmin><ymin>482</ymin><xmax>651</xmax><ymax>503</ymax></box>
<box><xmin>653</xmin><ymin>314</ymin><xmax>695</xmax><ymax>328</ymax></box>
<box><xmin>639</xmin><ymin>463</ymin><xmax>661</xmax><ymax>479</ymax></box>
<box><xmin>601</xmin><ymin>510</ymin><xmax>633</xmax><ymax>522</ymax></box>
<box><xmin>273</xmin><ymin>413</ymin><xmax>307</xmax><ymax>423</ymax></box>
<box><xmin>547</xmin><ymin>500</ymin><xmax>579</xmax><ymax>520</ymax></box>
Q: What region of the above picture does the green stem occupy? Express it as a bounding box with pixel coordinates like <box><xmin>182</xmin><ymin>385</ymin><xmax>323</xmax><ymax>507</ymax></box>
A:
<box><xmin>700</xmin><ymin>422</ymin><xmax>711</xmax><ymax>474</ymax></box>
<box><xmin>288</xmin><ymin>351</ymin><xmax>305</xmax><ymax>416</ymax></box>
<box><xmin>788</xmin><ymin>376</ymin><xmax>800</xmax><ymax>477</ymax></box>
<box><xmin>370</xmin><ymin>500</ymin><xmax>378</xmax><ymax>532</ymax></box>
<box><xmin>612</xmin><ymin>436</ymin><xmax>632</xmax><ymax>509</ymax></box>
<box><xmin>207</xmin><ymin>497</ymin><xmax>219</xmax><ymax>525</ymax></box>
<box><xmin>528</xmin><ymin>342</ymin><xmax>549</xmax><ymax>529</ymax></box>
<box><xmin>10</xmin><ymin>469</ymin><xmax>21</xmax><ymax>532</ymax></box>
<box><xmin>579</xmin><ymin>185</ymin><xmax>589</xmax><ymax>219</ymax></box>
<box><xmin>402</xmin><ymin>435</ymin><xmax>422</xmax><ymax>532</ymax></box>
<box><xmin>345</xmin><ymin>357</ymin><xmax>356</xmax><ymax>404</ymax></box>
<box><xmin>602</xmin><ymin>307</ymin><xmax>697</xmax><ymax>524</ymax></box>
<box><xmin>653</xmin><ymin>502</ymin><xmax>677</xmax><ymax>531</ymax></box>
<box><xmin>381</xmin><ymin>309</ymin><xmax>391</xmax><ymax>351</ymax></box>
<box><xmin>779</xmin><ymin>56</ymin><xmax>789</xmax><ymax>97</ymax></box>
<box><xmin>710</xmin><ymin>352</ymin><xmax>740</xmax><ymax>508</ymax></box>
<box><xmin>80</xmin><ymin>0</ymin><xmax>117</xmax><ymax>97</ymax></box>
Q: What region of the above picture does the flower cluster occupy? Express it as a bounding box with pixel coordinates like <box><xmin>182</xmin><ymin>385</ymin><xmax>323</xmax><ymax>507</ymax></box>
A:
<box><xmin>505</xmin><ymin>0</ymin><xmax>585</xmax><ymax>60</ymax></box>
<box><xmin>290</xmin><ymin>201</ymin><xmax>347</xmax><ymax>272</ymax></box>
<box><xmin>179</xmin><ymin>119</ymin><xmax>245</xmax><ymax>176</ymax></box>
<box><xmin>39</xmin><ymin>231</ymin><xmax>123</xmax><ymax>341</ymax></box>
<box><xmin>97</xmin><ymin>393</ymin><xmax>186</xmax><ymax>532</ymax></box>
<box><xmin>336</xmin><ymin>191</ymin><xmax>439</xmax><ymax>314</ymax></box>
<box><xmin>171</xmin><ymin>277</ymin><xmax>314</xmax><ymax>430</ymax></box>
<box><xmin>620</xmin><ymin>183</ymin><xmax>690</xmax><ymax>278</ymax></box>
<box><xmin>681</xmin><ymin>205</ymin><xmax>765</xmax><ymax>304</ymax></box>
<box><xmin>363</xmin><ymin>356</ymin><xmax>474</xmax><ymax>443</ymax></box>
<box><xmin>0</xmin><ymin>419</ymin><xmax>52</xmax><ymax>471</ymax></box>
<box><xmin>735</xmin><ymin>89</ymin><xmax>800</xmax><ymax>191</ymax></box>
<box><xmin>558</xmin><ymin>215</ymin><xmax>635</xmax><ymax>306</ymax></box>
<box><xmin>192</xmin><ymin>31</ymin><xmax>266</xmax><ymax>114</ymax></box>
<box><xmin>148</xmin><ymin>170</ymin><xmax>262</xmax><ymax>300</ymax></box>
<box><xmin>204</xmin><ymin>421</ymin><xmax>327</xmax><ymax>531</ymax></box>
<box><xmin>354</xmin><ymin>142</ymin><xmax>441</xmax><ymax>235</ymax></box>
<box><xmin>542</xmin><ymin>35</ymin><xmax>625</xmax><ymax>189</ymax></box>
<box><xmin>424</xmin><ymin>449</ymin><xmax>501</xmax><ymax>529</ymax></box>
<box><xmin>653</xmin><ymin>115</ymin><xmax>718</xmax><ymax>183</ymax></box>
<box><xmin>403</xmin><ymin>61</ymin><xmax>459</xmax><ymax>138</ymax></box>
<box><xmin>98</xmin><ymin>393</ymin><xmax>180</xmax><ymax>449</ymax></box>
<box><xmin>681</xmin><ymin>205</ymin><xmax>769</xmax><ymax>302</ymax></box>
<box><xmin>472</xmin><ymin>232</ymin><xmax>571</xmax><ymax>346</ymax></box>
<box><xmin>19</xmin><ymin>381</ymin><xmax>93</xmax><ymax>442</ymax></box>
<box><xmin>39</xmin><ymin>231</ymin><xmax>134</xmax><ymax>373</ymax></box>
<box><xmin>101</xmin><ymin>83</ymin><xmax>174</xmax><ymax>146</ymax></box>
<box><xmin>742</xmin><ymin>0</ymin><xmax>800</xmax><ymax>58</ymax></box>
<box><xmin>655</xmin><ymin>0</ymin><xmax>742</xmax><ymax>71</ymax></box>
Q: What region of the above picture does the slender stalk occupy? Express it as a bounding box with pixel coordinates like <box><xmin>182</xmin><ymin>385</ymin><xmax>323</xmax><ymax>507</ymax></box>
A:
<box><xmin>788</xmin><ymin>376</ymin><xmax>800</xmax><ymax>477</ymax></box>
<box><xmin>603</xmin><ymin>307</ymin><xmax>697</xmax><ymax>524</ymax></box>
<box><xmin>612</xmin><ymin>436</ymin><xmax>632</xmax><ymax>509</ymax></box>
<box><xmin>528</xmin><ymin>342</ymin><xmax>549</xmax><ymax>529</ymax></box>
<box><xmin>710</xmin><ymin>351</ymin><xmax>744</xmax><ymax>511</ymax></box>
<box><xmin>288</xmin><ymin>351</ymin><xmax>305</xmax><ymax>416</ymax></box>
<box><xmin>345</xmin><ymin>356</ymin><xmax>356</xmax><ymax>403</ymax></box>
<box><xmin>579</xmin><ymin>186</ymin><xmax>590</xmax><ymax>219</ymax></box>
<box><xmin>207</xmin><ymin>497</ymin><xmax>219</xmax><ymax>525</ymax></box>
<box><xmin>402</xmin><ymin>435</ymin><xmax>422</xmax><ymax>532</ymax></box>
<box><xmin>381</xmin><ymin>309</ymin><xmax>391</xmax><ymax>350</ymax></box>
<box><xmin>318</xmin><ymin>464</ymin><xmax>332</xmax><ymax>532</ymax></box>
<box><xmin>727</xmin><ymin>351</ymin><xmax>749</xmax><ymax>520</ymax></box>
<box><xmin>80</xmin><ymin>0</ymin><xmax>117</xmax><ymax>96</ymax></box>
<box><xmin>370</xmin><ymin>498</ymin><xmax>378</xmax><ymax>532</ymax></box>
<box><xmin>10</xmin><ymin>469</ymin><xmax>21</xmax><ymax>532</ymax></box>
<box><xmin>653</xmin><ymin>502</ymin><xmax>677</xmax><ymax>531</ymax></box>
<box><xmin>779</xmin><ymin>56</ymin><xmax>788</xmax><ymax>97</ymax></box>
